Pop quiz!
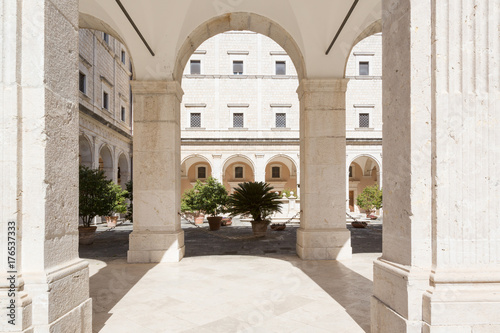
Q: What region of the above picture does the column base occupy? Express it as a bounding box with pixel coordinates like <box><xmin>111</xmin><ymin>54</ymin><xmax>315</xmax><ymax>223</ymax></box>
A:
<box><xmin>22</xmin><ymin>259</ymin><xmax>91</xmax><ymax>333</ymax></box>
<box><xmin>296</xmin><ymin>228</ymin><xmax>352</xmax><ymax>260</ymax></box>
<box><xmin>0</xmin><ymin>290</ymin><xmax>33</xmax><ymax>332</ymax></box>
<box><xmin>371</xmin><ymin>258</ymin><xmax>431</xmax><ymax>333</ymax></box>
<box><xmin>422</xmin><ymin>270</ymin><xmax>500</xmax><ymax>332</ymax></box>
<box><xmin>128</xmin><ymin>230</ymin><xmax>185</xmax><ymax>263</ymax></box>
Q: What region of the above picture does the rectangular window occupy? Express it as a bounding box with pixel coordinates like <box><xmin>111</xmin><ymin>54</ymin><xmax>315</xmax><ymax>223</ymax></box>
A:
<box><xmin>275</xmin><ymin>61</ymin><xmax>286</xmax><ymax>75</ymax></box>
<box><xmin>235</xmin><ymin>166</ymin><xmax>243</xmax><ymax>179</ymax></box>
<box><xmin>233</xmin><ymin>113</ymin><xmax>244</xmax><ymax>128</ymax></box>
<box><xmin>275</xmin><ymin>113</ymin><xmax>286</xmax><ymax>128</ymax></box>
<box><xmin>121</xmin><ymin>50</ymin><xmax>126</xmax><ymax>64</ymax></box>
<box><xmin>233</xmin><ymin>61</ymin><xmax>243</xmax><ymax>75</ymax></box>
<box><xmin>79</xmin><ymin>72</ymin><xmax>86</xmax><ymax>94</ymax></box>
<box><xmin>349</xmin><ymin>166</ymin><xmax>353</xmax><ymax>178</ymax></box>
<box><xmin>102</xmin><ymin>91</ymin><xmax>109</xmax><ymax>110</ymax></box>
<box><xmin>190</xmin><ymin>113</ymin><xmax>201</xmax><ymax>127</ymax></box>
<box><xmin>197</xmin><ymin>166</ymin><xmax>206</xmax><ymax>179</ymax></box>
<box><xmin>359</xmin><ymin>113</ymin><xmax>370</xmax><ymax>128</ymax></box>
<box><xmin>359</xmin><ymin>61</ymin><xmax>369</xmax><ymax>75</ymax></box>
<box><xmin>272</xmin><ymin>166</ymin><xmax>280</xmax><ymax>178</ymax></box>
<box><xmin>103</xmin><ymin>32</ymin><xmax>109</xmax><ymax>44</ymax></box>
<box><xmin>190</xmin><ymin>60</ymin><xmax>201</xmax><ymax>74</ymax></box>
<box><xmin>121</xmin><ymin>107</ymin><xmax>126</xmax><ymax>121</ymax></box>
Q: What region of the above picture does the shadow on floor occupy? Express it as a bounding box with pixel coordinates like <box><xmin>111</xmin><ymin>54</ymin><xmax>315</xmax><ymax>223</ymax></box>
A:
<box><xmin>80</xmin><ymin>223</ymin><xmax>381</xmax><ymax>332</ymax></box>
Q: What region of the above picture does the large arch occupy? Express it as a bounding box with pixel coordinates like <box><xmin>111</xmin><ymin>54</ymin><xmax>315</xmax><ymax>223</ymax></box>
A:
<box><xmin>173</xmin><ymin>12</ymin><xmax>306</xmax><ymax>83</ymax></box>
<box><xmin>117</xmin><ymin>152</ymin><xmax>130</xmax><ymax>187</ymax></box>
<box><xmin>79</xmin><ymin>134</ymin><xmax>93</xmax><ymax>167</ymax></box>
<box><xmin>98</xmin><ymin>144</ymin><xmax>114</xmax><ymax>180</ymax></box>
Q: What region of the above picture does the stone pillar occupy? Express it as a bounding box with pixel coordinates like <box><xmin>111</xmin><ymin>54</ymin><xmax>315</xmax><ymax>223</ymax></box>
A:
<box><xmin>296</xmin><ymin>79</ymin><xmax>351</xmax><ymax>260</ymax></box>
<box><xmin>1</xmin><ymin>0</ymin><xmax>91</xmax><ymax>332</ymax></box>
<box><xmin>371</xmin><ymin>1</ymin><xmax>433</xmax><ymax>331</ymax></box>
<box><xmin>128</xmin><ymin>81</ymin><xmax>185</xmax><ymax>263</ymax></box>
<box><xmin>372</xmin><ymin>0</ymin><xmax>500</xmax><ymax>331</ymax></box>
<box><xmin>422</xmin><ymin>0</ymin><xmax>500</xmax><ymax>331</ymax></box>
<box><xmin>212</xmin><ymin>154</ymin><xmax>223</xmax><ymax>182</ymax></box>
<box><xmin>254</xmin><ymin>154</ymin><xmax>266</xmax><ymax>183</ymax></box>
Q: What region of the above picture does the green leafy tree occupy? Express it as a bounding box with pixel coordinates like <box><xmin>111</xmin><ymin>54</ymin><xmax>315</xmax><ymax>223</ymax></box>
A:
<box><xmin>227</xmin><ymin>182</ymin><xmax>282</xmax><ymax>222</ymax></box>
<box><xmin>102</xmin><ymin>182</ymin><xmax>128</xmax><ymax>216</ymax></box>
<box><xmin>181</xmin><ymin>182</ymin><xmax>204</xmax><ymax>214</ymax></box>
<box><xmin>197</xmin><ymin>177</ymin><xmax>228</xmax><ymax>217</ymax></box>
<box><xmin>356</xmin><ymin>184</ymin><xmax>383</xmax><ymax>214</ymax></box>
<box><xmin>125</xmin><ymin>180</ymin><xmax>133</xmax><ymax>222</ymax></box>
<box><xmin>79</xmin><ymin>166</ymin><xmax>128</xmax><ymax>227</ymax></box>
<box><xmin>79</xmin><ymin>166</ymin><xmax>112</xmax><ymax>227</ymax></box>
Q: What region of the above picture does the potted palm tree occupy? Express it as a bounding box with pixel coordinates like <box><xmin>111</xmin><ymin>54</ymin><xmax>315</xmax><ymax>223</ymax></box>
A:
<box><xmin>197</xmin><ymin>177</ymin><xmax>229</xmax><ymax>231</ymax></box>
<box><xmin>227</xmin><ymin>181</ymin><xmax>282</xmax><ymax>237</ymax></box>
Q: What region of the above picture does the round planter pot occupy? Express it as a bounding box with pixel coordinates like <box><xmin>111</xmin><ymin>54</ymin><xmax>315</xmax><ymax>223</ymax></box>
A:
<box><xmin>78</xmin><ymin>226</ymin><xmax>97</xmax><ymax>245</ymax></box>
<box><xmin>106</xmin><ymin>216</ymin><xmax>118</xmax><ymax>228</ymax></box>
<box><xmin>251</xmin><ymin>221</ymin><xmax>270</xmax><ymax>237</ymax></box>
<box><xmin>271</xmin><ymin>223</ymin><xmax>286</xmax><ymax>231</ymax></box>
<box><xmin>207</xmin><ymin>216</ymin><xmax>222</xmax><ymax>231</ymax></box>
<box><xmin>195</xmin><ymin>214</ymin><xmax>205</xmax><ymax>225</ymax></box>
<box><xmin>221</xmin><ymin>217</ymin><xmax>232</xmax><ymax>226</ymax></box>
<box><xmin>351</xmin><ymin>221</ymin><xmax>368</xmax><ymax>228</ymax></box>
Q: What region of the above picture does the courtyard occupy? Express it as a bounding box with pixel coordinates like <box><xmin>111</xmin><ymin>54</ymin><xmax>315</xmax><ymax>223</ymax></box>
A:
<box><xmin>81</xmin><ymin>221</ymin><xmax>382</xmax><ymax>332</ymax></box>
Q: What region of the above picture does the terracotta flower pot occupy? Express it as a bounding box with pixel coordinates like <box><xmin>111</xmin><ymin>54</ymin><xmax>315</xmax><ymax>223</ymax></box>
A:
<box><xmin>195</xmin><ymin>214</ymin><xmax>205</xmax><ymax>225</ymax></box>
<box><xmin>207</xmin><ymin>216</ymin><xmax>222</xmax><ymax>231</ymax></box>
<box><xmin>106</xmin><ymin>216</ymin><xmax>118</xmax><ymax>227</ymax></box>
<box><xmin>251</xmin><ymin>221</ymin><xmax>270</xmax><ymax>237</ymax></box>
<box><xmin>78</xmin><ymin>226</ymin><xmax>97</xmax><ymax>245</ymax></box>
<box><xmin>351</xmin><ymin>221</ymin><xmax>368</xmax><ymax>228</ymax></box>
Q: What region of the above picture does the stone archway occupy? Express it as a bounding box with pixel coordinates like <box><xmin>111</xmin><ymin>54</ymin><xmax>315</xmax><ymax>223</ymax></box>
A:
<box><xmin>98</xmin><ymin>144</ymin><xmax>114</xmax><ymax>180</ymax></box>
<box><xmin>79</xmin><ymin>134</ymin><xmax>93</xmax><ymax>167</ymax></box>
<box><xmin>181</xmin><ymin>154</ymin><xmax>214</xmax><ymax>194</ymax></box>
<box><xmin>128</xmin><ymin>10</ymin><xmax>354</xmax><ymax>262</ymax></box>
<box><xmin>117</xmin><ymin>153</ymin><xmax>130</xmax><ymax>187</ymax></box>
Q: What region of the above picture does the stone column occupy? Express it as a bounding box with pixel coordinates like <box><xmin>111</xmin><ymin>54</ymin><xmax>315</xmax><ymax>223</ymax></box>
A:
<box><xmin>128</xmin><ymin>81</ymin><xmax>185</xmax><ymax>263</ymax></box>
<box><xmin>372</xmin><ymin>0</ymin><xmax>500</xmax><ymax>331</ymax></box>
<box><xmin>1</xmin><ymin>0</ymin><xmax>91</xmax><ymax>332</ymax></box>
<box><xmin>371</xmin><ymin>1</ymin><xmax>433</xmax><ymax>331</ymax></box>
<box><xmin>254</xmin><ymin>154</ymin><xmax>266</xmax><ymax>183</ymax></box>
<box><xmin>296</xmin><ymin>79</ymin><xmax>351</xmax><ymax>260</ymax></box>
<box><xmin>422</xmin><ymin>0</ymin><xmax>500</xmax><ymax>331</ymax></box>
<box><xmin>212</xmin><ymin>154</ymin><xmax>223</xmax><ymax>182</ymax></box>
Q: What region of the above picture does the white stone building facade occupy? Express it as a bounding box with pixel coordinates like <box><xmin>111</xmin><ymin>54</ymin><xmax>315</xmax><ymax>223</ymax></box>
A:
<box><xmin>78</xmin><ymin>29</ymin><xmax>133</xmax><ymax>187</ymax></box>
<box><xmin>181</xmin><ymin>31</ymin><xmax>382</xmax><ymax>214</ymax></box>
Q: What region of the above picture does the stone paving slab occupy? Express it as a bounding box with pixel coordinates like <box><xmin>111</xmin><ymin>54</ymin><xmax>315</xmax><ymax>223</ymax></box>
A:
<box><xmin>79</xmin><ymin>220</ymin><xmax>382</xmax><ymax>259</ymax></box>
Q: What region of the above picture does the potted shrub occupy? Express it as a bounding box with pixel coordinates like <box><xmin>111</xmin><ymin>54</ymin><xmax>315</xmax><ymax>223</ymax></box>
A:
<box><xmin>227</xmin><ymin>181</ymin><xmax>282</xmax><ymax>237</ymax></box>
<box><xmin>79</xmin><ymin>166</ymin><xmax>111</xmax><ymax>244</ymax></box>
<box><xmin>102</xmin><ymin>182</ymin><xmax>128</xmax><ymax>227</ymax></box>
<box><xmin>197</xmin><ymin>177</ymin><xmax>229</xmax><ymax>231</ymax></box>
<box><xmin>125</xmin><ymin>180</ymin><xmax>133</xmax><ymax>223</ymax></box>
<box><xmin>356</xmin><ymin>184</ymin><xmax>383</xmax><ymax>218</ymax></box>
<box><xmin>181</xmin><ymin>184</ymin><xmax>205</xmax><ymax>225</ymax></box>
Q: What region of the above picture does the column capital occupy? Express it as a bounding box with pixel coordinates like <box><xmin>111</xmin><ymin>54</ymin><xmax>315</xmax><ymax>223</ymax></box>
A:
<box><xmin>131</xmin><ymin>80</ymin><xmax>184</xmax><ymax>100</ymax></box>
<box><xmin>296</xmin><ymin>78</ymin><xmax>349</xmax><ymax>100</ymax></box>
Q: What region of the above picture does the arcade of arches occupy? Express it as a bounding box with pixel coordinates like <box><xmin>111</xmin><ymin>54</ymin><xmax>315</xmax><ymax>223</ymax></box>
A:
<box><xmin>2</xmin><ymin>1</ymin><xmax>498</xmax><ymax>332</ymax></box>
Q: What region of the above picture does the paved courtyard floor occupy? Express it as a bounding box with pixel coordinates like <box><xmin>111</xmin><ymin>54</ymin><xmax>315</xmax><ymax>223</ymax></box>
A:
<box><xmin>81</xmin><ymin>220</ymin><xmax>382</xmax><ymax>332</ymax></box>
